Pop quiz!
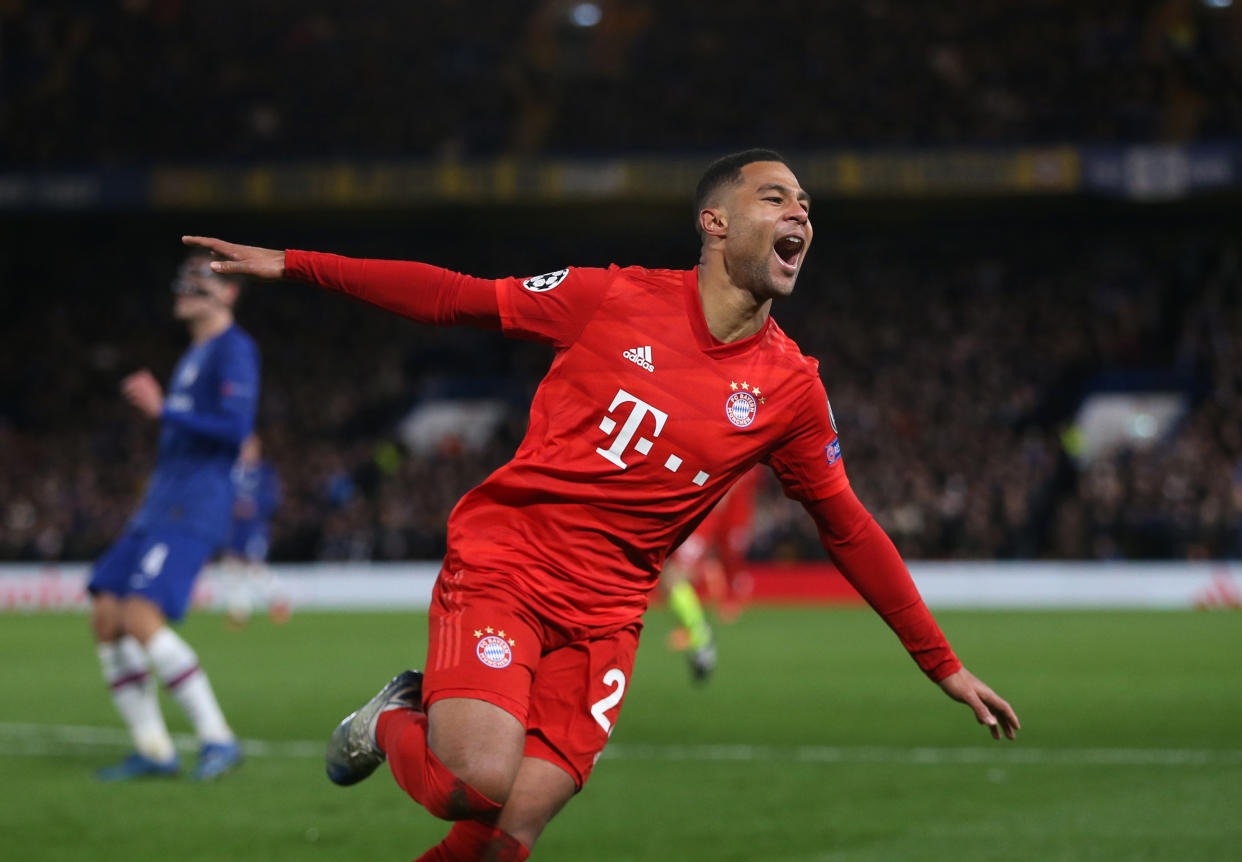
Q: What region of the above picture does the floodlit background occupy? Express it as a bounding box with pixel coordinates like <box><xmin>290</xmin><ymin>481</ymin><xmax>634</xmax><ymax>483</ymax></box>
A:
<box><xmin>1</xmin><ymin>3</ymin><xmax>1240</xmax><ymax>861</ymax></box>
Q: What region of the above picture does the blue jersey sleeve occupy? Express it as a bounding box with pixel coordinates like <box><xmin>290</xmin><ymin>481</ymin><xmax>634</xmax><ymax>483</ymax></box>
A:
<box><xmin>161</xmin><ymin>333</ymin><xmax>259</xmax><ymax>446</ymax></box>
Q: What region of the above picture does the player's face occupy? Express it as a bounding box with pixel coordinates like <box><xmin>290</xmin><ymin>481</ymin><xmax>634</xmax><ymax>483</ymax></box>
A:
<box><xmin>171</xmin><ymin>257</ymin><xmax>230</xmax><ymax>320</ymax></box>
<box><xmin>722</xmin><ymin>161</ymin><xmax>812</xmax><ymax>300</ymax></box>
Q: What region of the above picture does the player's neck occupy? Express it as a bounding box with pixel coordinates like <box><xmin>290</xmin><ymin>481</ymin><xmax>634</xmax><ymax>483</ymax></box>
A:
<box><xmin>696</xmin><ymin>256</ymin><xmax>772</xmax><ymax>343</ymax></box>
<box><xmin>188</xmin><ymin>312</ymin><xmax>232</xmax><ymax>344</ymax></box>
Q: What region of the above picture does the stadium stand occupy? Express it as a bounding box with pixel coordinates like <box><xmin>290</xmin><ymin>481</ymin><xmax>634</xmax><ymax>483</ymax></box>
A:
<box><xmin>2</xmin><ymin>0</ymin><xmax>1240</xmax><ymax>166</ymax></box>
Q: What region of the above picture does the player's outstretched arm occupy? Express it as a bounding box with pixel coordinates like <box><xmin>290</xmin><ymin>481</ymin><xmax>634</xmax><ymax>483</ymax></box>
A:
<box><xmin>937</xmin><ymin>667</ymin><xmax>1020</xmax><ymax>740</ymax></box>
<box><xmin>182</xmin><ymin>236</ymin><xmax>285</xmax><ymax>280</ymax></box>
<box><xmin>182</xmin><ymin>237</ymin><xmax>507</xmax><ymax>330</ymax></box>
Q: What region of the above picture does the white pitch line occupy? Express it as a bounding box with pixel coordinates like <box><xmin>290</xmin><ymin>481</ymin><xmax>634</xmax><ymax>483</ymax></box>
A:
<box><xmin>0</xmin><ymin>722</ymin><xmax>322</xmax><ymax>758</ymax></box>
<box><xmin>602</xmin><ymin>742</ymin><xmax>1242</xmax><ymax>767</ymax></box>
<box><xmin>1</xmin><ymin>723</ymin><xmax>1240</xmax><ymax>767</ymax></box>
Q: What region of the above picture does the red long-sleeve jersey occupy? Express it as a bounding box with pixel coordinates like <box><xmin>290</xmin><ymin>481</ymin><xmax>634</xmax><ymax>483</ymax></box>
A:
<box><xmin>285</xmin><ymin>251</ymin><xmax>961</xmax><ymax>681</ymax></box>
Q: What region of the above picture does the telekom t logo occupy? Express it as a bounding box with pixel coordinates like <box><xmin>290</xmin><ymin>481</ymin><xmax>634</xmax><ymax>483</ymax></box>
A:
<box><xmin>595</xmin><ymin>388</ymin><xmax>667</xmax><ymax>468</ymax></box>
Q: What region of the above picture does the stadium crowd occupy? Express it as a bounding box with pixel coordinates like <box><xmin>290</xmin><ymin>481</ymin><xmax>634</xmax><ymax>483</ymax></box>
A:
<box><xmin>3</xmin><ymin>0</ymin><xmax>1241</xmax><ymax>166</ymax></box>
<box><xmin>2</xmin><ymin>220</ymin><xmax>1240</xmax><ymax>564</ymax></box>
<box><xmin>3</xmin><ymin>1</ymin><xmax>1240</xmax><ymax>565</ymax></box>
<box><xmin>753</xmin><ymin>229</ymin><xmax>1242</xmax><ymax>563</ymax></box>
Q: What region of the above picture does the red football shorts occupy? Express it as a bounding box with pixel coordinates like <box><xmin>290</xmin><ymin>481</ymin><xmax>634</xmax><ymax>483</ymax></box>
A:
<box><xmin>423</xmin><ymin>564</ymin><xmax>642</xmax><ymax>790</ymax></box>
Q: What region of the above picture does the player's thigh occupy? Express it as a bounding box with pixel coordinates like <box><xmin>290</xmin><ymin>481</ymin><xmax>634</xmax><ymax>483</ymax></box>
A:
<box><xmin>122</xmin><ymin>594</ymin><xmax>171</xmax><ymax>642</ymax></box>
<box><xmin>524</xmin><ymin>621</ymin><xmax>642</xmax><ymax>790</ymax></box>
<box><xmin>124</xmin><ymin>529</ymin><xmax>216</xmax><ymax>623</ymax></box>
<box><xmin>422</xmin><ymin>568</ymin><xmax>545</xmax><ymax>792</ymax></box>
<box><xmin>90</xmin><ymin>591</ymin><xmax>125</xmax><ymax>642</ymax></box>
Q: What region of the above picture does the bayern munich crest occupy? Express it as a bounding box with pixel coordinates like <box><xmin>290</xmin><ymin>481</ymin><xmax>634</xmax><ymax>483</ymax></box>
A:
<box><xmin>725</xmin><ymin>390</ymin><xmax>758</xmax><ymax>428</ymax></box>
<box><xmin>476</xmin><ymin>635</ymin><xmax>514</xmax><ymax>668</ymax></box>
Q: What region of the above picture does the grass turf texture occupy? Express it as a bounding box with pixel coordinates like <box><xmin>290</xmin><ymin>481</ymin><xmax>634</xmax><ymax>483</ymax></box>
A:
<box><xmin>1</xmin><ymin>608</ymin><xmax>1239</xmax><ymax>861</ymax></box>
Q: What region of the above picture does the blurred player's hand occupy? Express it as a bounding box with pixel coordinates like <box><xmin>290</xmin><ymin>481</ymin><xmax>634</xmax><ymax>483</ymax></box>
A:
<box><xmin>937</xmin><ymin>667</ymin><xmax>1020</xmax><ymax>740</ymax></box>
<box><xmin>121</xmin><ymin>369</ymin><xmax>164</xmax><ymax>418</ymax></box>
<box><xmin>182</xmin><ymin>236</ymin><xmax>285</xmax><ymax>280</ymax></box>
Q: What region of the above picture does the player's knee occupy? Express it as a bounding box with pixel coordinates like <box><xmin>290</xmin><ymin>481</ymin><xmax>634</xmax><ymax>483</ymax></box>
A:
<box><xmin>432</xmin><ymin>760</ymin><xmax>515</xmax><ymax>817</ymax></box>
<box><xmin>494</xmin><ymin>758</ymin><xmax>577</xmax><ymax>848</ymax></box>
<box><xmin>121</xmin><ymin>597</ymin><xmax>166</xmax><ymax>642</ymax></box>
<box><xmin>494</xmin><ymin>813</ymin><xmax>550</xmax><ymax>853</ymax></box>
<box><xmin>480</xmin><ymin>828</ymin><xmax>534</xmax><ymax>862</ymax></box>
<box><xmin>426</xmin><ymin>705</ymin><xmax>525</xmax><ymax>816</ymax></box>
<box><xmin>90</xmin><ymin>615</ymin><xmax>121</xmax><ymax>643</ymax></box>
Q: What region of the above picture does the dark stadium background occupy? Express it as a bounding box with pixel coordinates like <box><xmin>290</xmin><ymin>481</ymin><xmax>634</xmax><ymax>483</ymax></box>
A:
<box><xmin>2</xmin><ymin>0</ymin><xmax>1240</xmax><ymax>566</ymax></box>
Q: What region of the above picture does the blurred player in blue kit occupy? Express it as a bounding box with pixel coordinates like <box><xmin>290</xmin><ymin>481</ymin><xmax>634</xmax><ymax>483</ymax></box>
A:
<box><xmin>88</xmin><ymin>250</ymin><xmax>260</xmax><ymax>781</ymax></box>
<box><xmin>221</xmin><ymin>433</ymin><xmax>289</xmax><ymax>628</ymax></box>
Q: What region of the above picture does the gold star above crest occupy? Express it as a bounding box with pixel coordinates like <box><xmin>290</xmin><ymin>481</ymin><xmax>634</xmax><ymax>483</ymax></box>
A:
<box><xmin>759</xmin><ymin>397</ymin><xmax>766</xmax><ymax>404</ymax></box>
<box><xmin>485</xmin><ymin>626</ymin><xmax>494</xmax><ymax>634</ymax></box>
<box><xmin>473</xmin><ymin>630</ymin><xmax>483</xmax><ymax>638</ymax></box>
<box><xmin>752</xmin><ymin>387</ymin><xmax>762</xmax><ymax>398</ymax></box>
<box><xmin>508</xmin><ymin>639</ymin><xmax>516</xmax><ymax>646</ymax></box>
<box><xmin>497</xmin><ymin>630</ymin><xmax>506</xmax><ymax>638</ymax></box>
<box><xmin>741</xmin><ymin>381</ymin><xmax>750</xmax><ymax>391</ymax></box>
<box><xmin>730</xmin><ymin>381</ymin><xmax>738</xmax><ymax>391</ymax></box>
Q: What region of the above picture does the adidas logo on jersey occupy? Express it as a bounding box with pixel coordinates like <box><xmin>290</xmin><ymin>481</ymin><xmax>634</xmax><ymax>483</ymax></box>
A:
<box><xmin>622</xmin><ymin>345</ymin><xmax>655</xmax><ymax>372</ymax></box>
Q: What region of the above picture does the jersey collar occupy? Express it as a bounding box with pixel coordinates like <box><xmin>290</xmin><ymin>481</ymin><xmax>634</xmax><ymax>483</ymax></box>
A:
<box><xmin>684</xmin><ymin>267</ymin><xmax>772</xmax><ymax>358</ymax></box>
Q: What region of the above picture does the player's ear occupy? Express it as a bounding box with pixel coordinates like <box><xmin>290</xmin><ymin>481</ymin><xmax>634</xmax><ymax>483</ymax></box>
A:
<box><xmin>699</xmin><ymin>206</ymin><xmax>727</xmax><ymax>238</ymax></box>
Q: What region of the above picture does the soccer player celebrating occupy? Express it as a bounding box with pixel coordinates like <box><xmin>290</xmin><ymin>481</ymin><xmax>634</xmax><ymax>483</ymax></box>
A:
<box><xmin>89</xmin><ymin>251</ymin><xmax>259</xmax><ymax>781</ymax></box>
<box><xmin>184</xmin><ymin>149</ymin><xmax>1018</xmax><ymax>859</ymax></box>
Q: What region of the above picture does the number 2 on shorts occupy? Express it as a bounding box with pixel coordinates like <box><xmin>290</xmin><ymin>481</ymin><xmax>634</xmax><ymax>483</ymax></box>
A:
<box><xmin>589</xmin><ymin>668</ymin><xmax>626</xmax><ymax>735</ymax></box>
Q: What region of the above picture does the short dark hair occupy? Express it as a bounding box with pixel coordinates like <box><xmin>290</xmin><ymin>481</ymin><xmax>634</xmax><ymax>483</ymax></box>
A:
<box><xmin>694</xmin><ymin>148</ymin><xmax>788</xmax><ymax>217</ymax></box>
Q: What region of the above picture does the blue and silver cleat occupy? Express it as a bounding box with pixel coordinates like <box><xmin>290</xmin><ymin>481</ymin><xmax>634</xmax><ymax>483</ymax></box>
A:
<box><xmin>325</xmin><ymin>669</ymin><xmax>423</xmax><ymax>787</ymax></box>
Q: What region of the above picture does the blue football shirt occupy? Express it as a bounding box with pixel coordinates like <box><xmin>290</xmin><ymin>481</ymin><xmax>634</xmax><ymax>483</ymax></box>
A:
<box><xmin>130</xmin><ymin>324</ymin><xmax>260</xmax><ymax>544</ymax></box>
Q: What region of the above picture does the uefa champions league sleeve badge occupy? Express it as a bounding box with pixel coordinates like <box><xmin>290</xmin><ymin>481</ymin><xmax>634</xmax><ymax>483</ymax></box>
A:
<box><xmin>521</xmin><ymin>269</ymin><xmax>569</xmax><ymax>292</ymax></box>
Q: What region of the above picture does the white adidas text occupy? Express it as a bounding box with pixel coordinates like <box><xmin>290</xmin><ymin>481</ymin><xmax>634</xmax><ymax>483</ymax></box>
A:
<box><xmin>623</xmin><ymin>345</ymin><xmax>654</xmax><ymax>372</ymax></box>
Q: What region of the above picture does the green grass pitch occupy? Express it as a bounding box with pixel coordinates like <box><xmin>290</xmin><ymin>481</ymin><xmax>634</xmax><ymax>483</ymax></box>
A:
<box><xmin>2</xmin><ymin>607</ymin><xmax>1239</xmax><ymax>861</ymax></box>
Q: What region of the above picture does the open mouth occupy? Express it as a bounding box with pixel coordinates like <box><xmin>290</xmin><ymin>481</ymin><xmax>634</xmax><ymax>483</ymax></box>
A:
<box><xmin>773</xmin><ymin>235</ymin><xmax>804</xmax><ymax>274</ymax></box>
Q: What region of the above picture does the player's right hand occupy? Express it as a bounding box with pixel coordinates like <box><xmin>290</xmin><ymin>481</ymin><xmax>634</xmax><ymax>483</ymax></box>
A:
<box><xmin>121</xmin><ymin>368</ymin><xmax>164</xmax><ymax>419</ymax></box>
<box><xmin>937</xmin><ymin>666</ymin><xmax>1020</xmax><ymax>740</ymax></box>
<box><xmin>181</xmin><ymin>236</ymin><xmax>286</xmax><ymax>281</ymax></box>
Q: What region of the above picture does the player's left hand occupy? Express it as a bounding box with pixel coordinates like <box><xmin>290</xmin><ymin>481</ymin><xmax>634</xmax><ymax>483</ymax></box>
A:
<box><xmin>121</xmin><ymin>369</ymin><xmax>164</xmax><ymax>419</ymax></box>
<box><xmin>182</xmin><ymin>236</ymin><xmax>285</xmax><ymax>280</ymax></box>
<box><xmin>937</xmin><ymin>667</ymin><xmax>1020</xmax><ymax>740</ymax></box>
